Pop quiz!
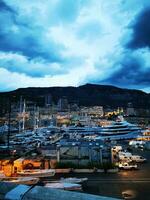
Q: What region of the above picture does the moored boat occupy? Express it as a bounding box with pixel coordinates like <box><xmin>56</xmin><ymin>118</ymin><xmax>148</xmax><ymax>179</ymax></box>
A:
<box><xmin>17</xmin><ymin>169</ymin><xmax>55</xmax><ymax>177</ymax></box>
<box><xmin>60</xmin><ymin>177</ymin><xmax>88</xmax><ymax>183</ymax></box>
<box><xmin>45</xmin><ymin>182</ymin><xmax>82</xmax><ymax>191</ymax></box>
<box><xmin>95</xmin><ymin>119</ymin><xmax>141</xmax><ymax>140</ymax></box>
<box><xmin>1</xmin><ymin>177</ymin><xmax>39</xmax><ymax>185</ymax></box>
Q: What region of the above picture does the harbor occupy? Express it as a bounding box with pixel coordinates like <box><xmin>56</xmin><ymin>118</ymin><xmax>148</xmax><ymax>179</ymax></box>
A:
<box><xmin>0</xmin><ymin>111</ymin><xmax>150</xmax><ymax>199</ymax></box>
<box><xmin>0</xmin><ymin>93</ymin><xmax>150</xmax><ymax>199</ymax></box>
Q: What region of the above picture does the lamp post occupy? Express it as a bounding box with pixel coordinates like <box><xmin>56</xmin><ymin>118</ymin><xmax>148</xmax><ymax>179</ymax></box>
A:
<box><xmin>56</xmin><ymin>145</ymin><xmax>60</xmax><ymax>162</ymax></box>
<box><xmin>77</xmin><ymin>144</ymin><xmax>81</xmax><ymax>167</ymax></box>
<box><xmin>111</xmin><ymin>147</ymin><xmax>114</xmax><ymax>164</ymax></box>
<box><xmin>88</xmin><ymin>143</ymin><xmax>92</xmax><ymax>163</ymax></box>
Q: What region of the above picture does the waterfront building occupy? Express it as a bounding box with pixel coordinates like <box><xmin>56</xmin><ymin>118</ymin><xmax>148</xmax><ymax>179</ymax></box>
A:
<box><xmin>56</xmin><ymin>138</ymin><xmax>111</xmax><ymax>164</ymax></box>
<box><xmin>80</xmin><ymin>106</ymin><xmax>104</xmax><ymax>118</ymax></box>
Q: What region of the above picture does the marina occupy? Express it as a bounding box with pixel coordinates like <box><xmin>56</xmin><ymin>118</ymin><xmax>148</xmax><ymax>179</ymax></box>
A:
<box><xmin>0</xmin><ymin>92</ymin><xmax>149</xmax><ymax>200</ymax></box>
<box><xmin>0</xmin><ymin>106</ymin><xmax>150</xmax><ymax>200</ymax></box>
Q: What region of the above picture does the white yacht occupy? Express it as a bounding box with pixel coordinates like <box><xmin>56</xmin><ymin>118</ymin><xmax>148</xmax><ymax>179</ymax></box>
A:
<box><xmin>62</xmin><ymin>125</ymin><xmax>101</xmax><ymax>135</ymax></box>
<box><xmin>100</xmin><ymin>121</ymin><xmax>140</xmax><ymax>136</ymax></box>
<box><xmin>96</xmin><ymin>119</ymin><xmax>141</xmax><ymax>140</ymax></box>
<box><xmin>60</xmin><ymin>177</ymin><xmax>88</xmax><ymax>183</ymax></box>
<box><xmin>1</xmin><ymin>177</ymin><xmax>39</xmax><ymax>185</ymax></box>
<box><xmin>17</xmin><ymin>169</ymin><xmax>55</xmax><ymax>177</ymax></box>
<box><xmin>45</xmin><ymin>182</ymin><xmax>82</xmax><ymax>191</ymax></box>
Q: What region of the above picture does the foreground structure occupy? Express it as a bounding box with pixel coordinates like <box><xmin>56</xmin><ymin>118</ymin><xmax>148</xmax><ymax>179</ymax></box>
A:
<box><xmin>0</xmin><ymin>182</ymin><xmax>121</xmax><ymax>200</ymax></box>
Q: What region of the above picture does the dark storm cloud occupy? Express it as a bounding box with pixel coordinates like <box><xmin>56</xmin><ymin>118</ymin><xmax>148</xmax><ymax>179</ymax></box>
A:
<box><xmin>102</xmin><ymin>6</ymin><xmax>150</xmax><ymax>90</ymax></box>
<box><xmin>0</xmin><ymin>0</ymin><xmax>150</xmax><ymax>91</ymax></box>
<box><xmin>0</xmin><ymin>0</ymin><xmax>14</xmax><ymax>13</ymax></box>
<box><xmin>103</xmin><ymin>55</ymin><xmax>150</xmax><ymax>88</ymax></box>
<box><xmin>127</xmin><ymin>7</ymin><xmax>150</xmax><ymax>49</ymax></box>
<box><xmin>0</xmin><ymin>1</ymin><xmax>60</xmax><ymax>62</ymax></box>
<box><xmin>0</xmin><ymin>32</ymin><xmax>59</xmax><ymax>62</ymax></box>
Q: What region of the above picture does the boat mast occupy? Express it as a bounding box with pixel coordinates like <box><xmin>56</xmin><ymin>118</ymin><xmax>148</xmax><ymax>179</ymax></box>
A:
<box><xmin>37</xmin><ymin>106</ymin><xmax>39</xmax><ymax>129</ymax></box>
<box><xmin>19</xmin><ymin>96</ymin><xmax>22</xmax><ymax>133</ymax></box>
<box><xmin>22</xmin><ymin>99</ymin><xmax>26</xmax><ymax>132</ymax></box>
<box><xmin>34</xmin><ymin>105</ymin><xmax>39</xmax><ymax>130</ymax></box>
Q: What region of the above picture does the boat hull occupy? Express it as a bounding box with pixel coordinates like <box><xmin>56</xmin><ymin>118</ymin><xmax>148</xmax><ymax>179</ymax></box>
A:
<box><xmin>17</xmin><ymin>169</ymin><xmax>55</xmax><ymax>177</ymax></box>
<box><xmin>1</xmin><ymin>177</ymin><xmax>39</xmax><ymax>185</ymax></box>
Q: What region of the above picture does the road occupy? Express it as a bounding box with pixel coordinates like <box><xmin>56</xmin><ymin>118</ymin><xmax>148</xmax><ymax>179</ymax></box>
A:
<box><xmin>42</xmin><ymin>147</ymin><xmax>150</xmax><ymax>199</ymax></box>
<box><xmin>82</xmin><ymin>148</ymin><xmax>150</xmax><ymax>200</ymax></box>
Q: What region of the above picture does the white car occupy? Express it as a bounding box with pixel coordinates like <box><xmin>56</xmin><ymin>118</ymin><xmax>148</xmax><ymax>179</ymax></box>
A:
<box><xmin>131</xmin><ymin>156</ymin><xmax>147</xmax><ymax>163</ymax></box>
<box><xmin>122</xmin><ymin>190</ymin><xmax>137</xmax><ymax>199</ymax></box>
<box><xmin>118</xmin><ymin>162</ymin><xmax>137</xmax><ymax>170</ymax></box>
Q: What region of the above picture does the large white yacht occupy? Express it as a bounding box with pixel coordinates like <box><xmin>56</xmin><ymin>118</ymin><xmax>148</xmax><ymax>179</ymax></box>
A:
<box><xmin>100</xmin><ymin>121</ymin><xmax>141</xmax><ymax>136</ymax></box>
<box><xmin>96</xmin><ymin>117</ymin><xmax>141</xmax><ymax>140</ymax></box>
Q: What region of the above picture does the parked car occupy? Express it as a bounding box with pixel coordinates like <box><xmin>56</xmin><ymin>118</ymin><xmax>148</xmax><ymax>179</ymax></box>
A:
<box><xmin>131</xmin><ymin>155</ymin><xmax>147</xmax><ymax>163</ymax></box>
<box><xmin>129</xmin><ymin>140</ymin><xmax>145</xmax><ymax>146</ymax></box>
<box><xmin>119</xmin><ymin>151</ymin><xmax>132</xmax><ymax>157</ymax></box>
<box><xmin>112</xmin><ymin>146</ymin><xmax>122</xmax><ymax>152</ymax></box>
<box><xmin>118</xmin><ymin>162</ymin><xmax>137</xmax><ymax>170</ymax></box>
<box><xmin>118</xmin><ymin>151</ymin><xmax>132</xmax><ymax>161</ymax></box>
<box><xmin>119</xmin><ymin>156</ymin><xmax>132</xmax><ymax>162</ymax></box>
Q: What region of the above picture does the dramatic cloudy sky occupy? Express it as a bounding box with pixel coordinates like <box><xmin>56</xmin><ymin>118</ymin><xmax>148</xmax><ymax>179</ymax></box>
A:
<box><xmin>0</xmin><ymin>0</ymin><xmax>150</xmax><ymax>92</ymax></box>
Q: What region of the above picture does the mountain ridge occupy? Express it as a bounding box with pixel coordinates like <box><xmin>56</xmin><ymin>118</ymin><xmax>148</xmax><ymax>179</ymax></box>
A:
<box><xmin>0</xmin><ymin>83</ymin><xmax>148</xmax><ymax>94</ymax></box>
<box><xmin>0</xmin><ymin>84</ymin><xmax>149</xmax><ymax>109</ymax></box>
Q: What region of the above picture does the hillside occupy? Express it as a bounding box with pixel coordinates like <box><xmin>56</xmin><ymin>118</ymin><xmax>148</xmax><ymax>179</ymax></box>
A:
<box><xmin>0</xmin><ymin>84</ymin><xmax>149</xmax><ymax>109</ymax></box>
